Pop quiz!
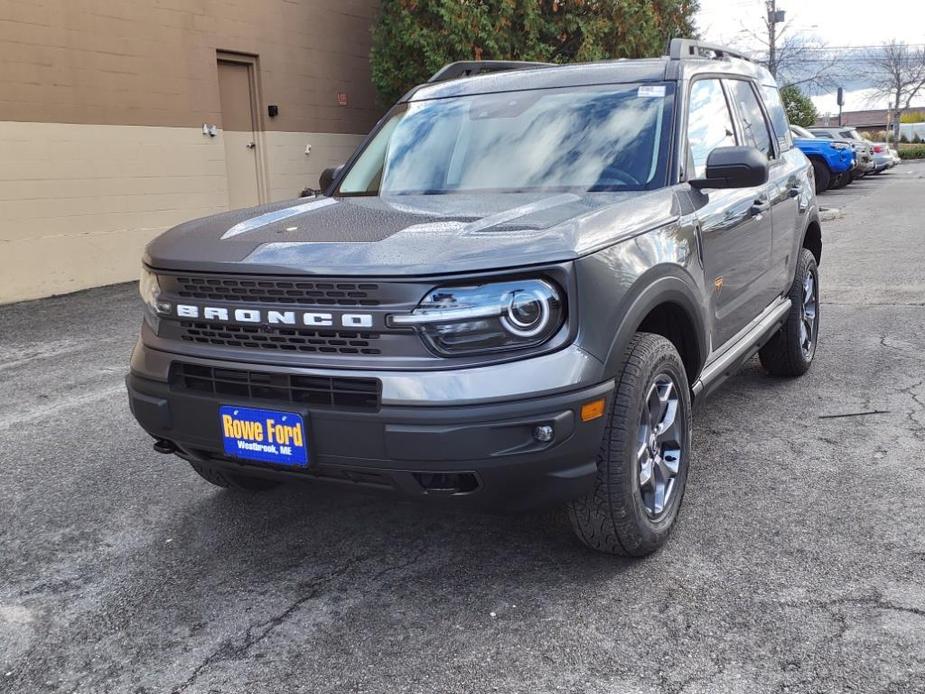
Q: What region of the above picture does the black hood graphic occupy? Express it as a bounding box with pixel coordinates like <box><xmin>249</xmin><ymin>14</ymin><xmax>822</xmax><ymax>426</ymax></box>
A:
<box><xmin>145</xmin><ymin>190</ymin><xmax>681</xmax><ymax>276</ymax></box>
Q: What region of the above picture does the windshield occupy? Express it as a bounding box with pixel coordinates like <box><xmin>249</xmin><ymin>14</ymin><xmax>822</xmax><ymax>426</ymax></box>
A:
<box><xmin>337</xmin><ymin>83</ymin><xmax>674</xmax><ymax>196</ymax></box>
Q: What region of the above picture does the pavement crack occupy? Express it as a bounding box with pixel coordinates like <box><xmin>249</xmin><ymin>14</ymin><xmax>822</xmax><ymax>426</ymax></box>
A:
<box><xmin>783</xmin><ymin>594</ymin><xmax>925</xmax><ymax>622</ymax></box>
<box><xmin>171</xmin><ymin>547</ymin><xmax>428</xmax><ymax>693</ymax></box>
<box><xmin>170</xmin><ymin>553</ymin><xmax>368</xmax><ymax>694</ymax></box>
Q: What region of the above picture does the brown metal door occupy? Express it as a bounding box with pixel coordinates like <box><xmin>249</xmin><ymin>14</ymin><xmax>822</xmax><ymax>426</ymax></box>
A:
<box><xmin>217</xmin><ymin>60</ymin><xmax>261</xmax><ymax>209</ymax></box>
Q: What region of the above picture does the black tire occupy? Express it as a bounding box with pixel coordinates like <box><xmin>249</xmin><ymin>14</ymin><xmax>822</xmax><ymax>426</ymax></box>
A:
<box><xmin>189</xmin><ymin>461</ymin><xmax>281</xmax><ymax>491</ymax></box>
<box><xmin>568</xmin><ymin>333</ymin><xmax>692</xmax><ymax>557</ymax></box>
<box><xmin>810</xmin><ymin>158</ymin><xmax>831</xmax><ymax>192</ymax></box>
<box><xmin>830</xmin><ymin>172</ymin><xmax>849</xmax><ymax>189</ymax></box>
<box><xmin>759</xmin><ymin>248</ymin><xmax>820</xmax><ymax>377</ymax></box>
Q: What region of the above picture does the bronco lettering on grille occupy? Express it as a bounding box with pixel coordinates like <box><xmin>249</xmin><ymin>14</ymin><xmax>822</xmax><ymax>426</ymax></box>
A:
<box><xmin>174</xmin><ymin>304</ymin><xmax>374</xmax><ymax>328</ymax></box>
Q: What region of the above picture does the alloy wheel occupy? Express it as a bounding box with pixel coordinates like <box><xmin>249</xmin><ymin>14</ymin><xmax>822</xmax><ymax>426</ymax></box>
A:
<box><xmin>800</xmin><ymin>268</ymin><xmax>818</xmax><ymax>359</ymax></box>
<box><xmin>637</xmin><ymin>373</ymin><xmax>685</xmax><ymax>519</ymax></box>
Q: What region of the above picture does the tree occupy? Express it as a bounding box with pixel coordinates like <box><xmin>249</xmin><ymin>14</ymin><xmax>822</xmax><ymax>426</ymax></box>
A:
<box><xmin>370</xmin><ymin>0</ymin><xmax>700</xmax><ymax>105</ymax></box>
<box><xmin>866</xmin><ymin>41</ymin><xmax>925</xmax><ymax>144</ymax></box>
<box><xmin>726</xmin><ymin>1</ymin><xmax>841</xmax><ymax>91</ymax></box>
<box><xmin>780</xmin><ymin>84</ymin><xmax>818</xmax><ymax>127</ymax></box>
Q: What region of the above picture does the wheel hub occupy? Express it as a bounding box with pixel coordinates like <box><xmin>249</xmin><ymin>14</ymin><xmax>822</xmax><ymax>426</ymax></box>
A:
<box><xmin>800</xmin><ymin>267</ymin><xmax>818</xmax><ymax>359</ymax></box>
<box><xmin>637</xmin><ymin>373</ymin><xmax>685</xmax><ymax>519</ymax></box>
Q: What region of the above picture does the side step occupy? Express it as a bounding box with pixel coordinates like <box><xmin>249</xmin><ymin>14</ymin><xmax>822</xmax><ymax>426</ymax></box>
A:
<box><xmin>693</xmin><ymin>297</ymin><xmax>791</xmax><ymax>400</ymax></box>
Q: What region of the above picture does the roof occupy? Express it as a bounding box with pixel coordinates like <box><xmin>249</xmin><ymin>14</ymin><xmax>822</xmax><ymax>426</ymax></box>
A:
<box><xmin>404</xmin><ymin>54</ymin><xmax>775</xmax><ymax>102</ymax></box>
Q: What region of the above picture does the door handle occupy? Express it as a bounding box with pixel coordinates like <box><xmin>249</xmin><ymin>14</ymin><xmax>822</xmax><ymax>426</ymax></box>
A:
<box><xmin>750</xmin><ymin>199</ymin><xmax>770</xmax><ymax>216</ymax></box>
<box><xmin>246</xmin><ymin>142</ymin><xmax>256</xmax><ymax>149</ymax></box>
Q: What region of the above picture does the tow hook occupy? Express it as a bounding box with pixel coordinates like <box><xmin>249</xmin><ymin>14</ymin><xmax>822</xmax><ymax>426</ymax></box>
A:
<box><xmin>153</xmin><ymin>439</ymin><xmax>177</xmax><ymax>455</ymax></box>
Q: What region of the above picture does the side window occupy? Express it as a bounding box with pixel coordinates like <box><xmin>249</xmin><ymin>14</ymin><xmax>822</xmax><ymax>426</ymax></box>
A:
<box><xmin>727</xmin><ymin>80</ymin><xmax>774</xmax><ymax>159</ymax></box>
<box><xmin>760</xmin><ymin>84</ymin><xmax>793</xmax><ymax>151</ymax></box>
<box><xmin>686</xmin><ymin>79</ymin><xmax>737</xmax><ymax>179</ymax></box>
<box><xmin>814</xmin><ymin>132</ymin><xmax>833</xmax><ymax>139</ymax></box>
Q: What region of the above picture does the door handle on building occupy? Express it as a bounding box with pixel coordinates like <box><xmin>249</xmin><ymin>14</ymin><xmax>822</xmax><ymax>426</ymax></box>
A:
<box><xmin>246</xmin><ymin>142</ymin><xmax>256</xmax><ymax>149</ymax></box>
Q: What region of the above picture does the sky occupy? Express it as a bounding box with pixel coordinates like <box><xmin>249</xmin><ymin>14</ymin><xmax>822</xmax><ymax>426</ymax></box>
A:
<box><xmin>695</xmin><ymin>0</ymin><xmax>925</xmax><ymax>113</ymax></box>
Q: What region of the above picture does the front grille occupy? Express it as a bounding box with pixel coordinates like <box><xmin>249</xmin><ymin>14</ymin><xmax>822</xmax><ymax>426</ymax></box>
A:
<box><xmin>171</xmin><ymin>363</ymin><xmax>380</xmax><ymax>410</ymax></box>
<box><xmin>178</xmin><ymin>321</ymin><xmax>382</xmax><ymax>355</ymax></box>
<box><xmin>174</xmin><ymin>276</ymin><xmax>380</xmax><ymax>306</ymax></box>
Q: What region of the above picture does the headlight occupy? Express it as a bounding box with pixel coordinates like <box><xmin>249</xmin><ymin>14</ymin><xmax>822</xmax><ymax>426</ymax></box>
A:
<box><xmin>389</xmin><ymin>279</ymin><xmax>565</xmax><ymax>356</ymax></box>
<box><xmin>139</xmin><ymin>266</ymin><xmax>171</xmax><ymax>315</ymax></box>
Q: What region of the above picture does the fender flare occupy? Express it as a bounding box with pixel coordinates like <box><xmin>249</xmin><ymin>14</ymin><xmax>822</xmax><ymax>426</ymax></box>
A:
<box><xmin>602</xmin><ymin>270</ymin><xmax>709</xmax><ymax>383</ymax></box>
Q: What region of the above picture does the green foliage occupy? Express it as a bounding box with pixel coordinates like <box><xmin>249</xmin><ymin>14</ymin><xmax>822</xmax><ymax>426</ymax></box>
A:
<box><xmin>779</xmin><ymin>84</ymin><xmax>818</xmax><ymax>128</ymax></box>
<box><xmin>899</xmin><ymin>144</ymin><xmax>925</xmax><ymax>159</ymax></box>
<box><xmin>900</xmin><ymin>111</ymin><xmax>925</xmax><ymax>123</ymax></box>
<box><xmin>370</xmin><ymin>0</ymin><xmax>700</xmax><ymax>105</ymax></box>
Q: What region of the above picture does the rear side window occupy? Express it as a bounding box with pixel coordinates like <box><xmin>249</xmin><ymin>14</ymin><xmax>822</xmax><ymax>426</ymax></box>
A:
<box><xmin>686</xmin><ymin>79</ymin><xmax>737</xmax><ymax>179</ymax></box>
<box><xmin>727</xmin><ymin>80</ymin><xmax>775</xmax><ymax>159</ymax></box>
<box><xmin>814</xmin><ymin>131</ymin><xmax>833</xmax><ymax>139</ymax></box>
<box><xmin>760</xmin><ymin>85</ymin><xmax>793</xmax><ymax>151</ymax></box>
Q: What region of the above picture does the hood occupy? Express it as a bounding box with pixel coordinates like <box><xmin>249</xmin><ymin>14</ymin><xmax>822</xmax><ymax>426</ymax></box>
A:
<box><xmin>145</xmin><ymin>190</ymin><xmax>680</xmax><ymax>276</ymax></box>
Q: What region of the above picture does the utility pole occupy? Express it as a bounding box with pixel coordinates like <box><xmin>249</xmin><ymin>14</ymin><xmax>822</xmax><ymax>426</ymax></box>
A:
<box><xmin>765</xmin><ymin>0</ymin><xmax>786</xmax><ymax>78</ymax></box>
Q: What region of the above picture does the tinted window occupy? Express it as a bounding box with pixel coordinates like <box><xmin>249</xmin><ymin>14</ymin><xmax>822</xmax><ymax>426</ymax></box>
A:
<box><xmin>338</xmin><ymin>84</ymin><xmax>675</xmax><ymax>195</ymax></box>
<box><xmin>814</xmin><ymin>131</ymin><xmax>833</xmax><ymax>139</ymax></box>
<box><xmin>728</xmin><ymin>80</ymin><xmax>774</xmax><ymax>158</ymax></box>
<box><xmin>760</xmin><ymin>84</ymin><xmax>793</xmax><ymax>151</ymax></box>
<box><xmin>686</xmin><ymin>79</ymin><xmax>737</xmax><ymax>179</ymax></box>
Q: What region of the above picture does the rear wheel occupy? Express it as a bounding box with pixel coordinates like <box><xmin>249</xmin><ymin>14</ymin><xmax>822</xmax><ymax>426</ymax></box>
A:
<box><xmin>189</xmin><ymin>461</ymin><xmax>281</xmax><ymax>491</ymax></box>
<box><xmin>759</xmin><ymin>248</ymin><xmax>819</xmax><ymax>377</ymax></box>
<box><xmin>568</xmin><ymin>333</ymin><xmax>691</xmax><ymax>557</ymax></box>
<box><xmin>810</xmin><ymin>158</ymin><xmax>831</xmax><ymax>192</ymax></box>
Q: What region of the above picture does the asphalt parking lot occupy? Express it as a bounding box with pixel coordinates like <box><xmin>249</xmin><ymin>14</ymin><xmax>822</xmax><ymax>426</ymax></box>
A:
<box><xmin>2</xmin><ymin>163</ymin><xmax>924</xmax><ymax>694</ymax></box>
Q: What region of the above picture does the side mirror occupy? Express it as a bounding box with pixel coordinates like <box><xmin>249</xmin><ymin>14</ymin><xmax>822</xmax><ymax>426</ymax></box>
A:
<box><xmin>690</xmin><ymin>146</ymin><xmax>769</xmax><ymax>190</ymax></box>
<box><xmin>319</xmin><ymin>165</ymin><xmax>344</xmax><ymax>193</ymax></box>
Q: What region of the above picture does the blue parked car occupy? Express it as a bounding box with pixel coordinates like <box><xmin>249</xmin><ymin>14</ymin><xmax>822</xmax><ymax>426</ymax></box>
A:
<box><xmin>790</xmin><ymin>124</ymin><xmax>855</xmax><ymax>192</ymax></box>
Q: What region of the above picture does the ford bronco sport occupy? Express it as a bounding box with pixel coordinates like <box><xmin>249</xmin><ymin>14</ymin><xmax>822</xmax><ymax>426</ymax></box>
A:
<box><xmin>128</xmin><ymin>40</ymin><xmax>822</xmax><ymax>556</ymax></box>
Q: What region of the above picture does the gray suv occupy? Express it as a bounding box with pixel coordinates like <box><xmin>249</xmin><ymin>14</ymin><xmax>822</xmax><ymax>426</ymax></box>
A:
<box><xmin>128</xmin><ymin>40</ymin><xmax>822</xmax><ymax>556</ymax></box>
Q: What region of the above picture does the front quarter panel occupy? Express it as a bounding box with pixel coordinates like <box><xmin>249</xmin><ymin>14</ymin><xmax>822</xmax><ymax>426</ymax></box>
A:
<box><xmin>575</xmin><ymin>212</ymin><xmax>709</xmax><ymax>381</ymax></box>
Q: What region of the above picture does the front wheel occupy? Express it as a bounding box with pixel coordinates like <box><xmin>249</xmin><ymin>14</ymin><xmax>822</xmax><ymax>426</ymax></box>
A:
<box><xmin>568</xmin><ymin>333</ymin><xmax>692</xmax><ymax>557</ymax></box>
<box><xmin>759</xmin><ymin>248</ymin><xmax>820</xmax><ymax>377</ymax></box>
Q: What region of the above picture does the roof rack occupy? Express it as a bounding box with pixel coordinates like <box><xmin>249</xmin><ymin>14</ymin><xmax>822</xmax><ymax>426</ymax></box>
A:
<box><xmin>427</xmin><ymin>60</ymin><xmax>555</xmax><ymax>83</ymax></box>
<box><xmin>667</xmin><ymin>38</ymin><xmax>753</xmax><ymax>63</ymax></box>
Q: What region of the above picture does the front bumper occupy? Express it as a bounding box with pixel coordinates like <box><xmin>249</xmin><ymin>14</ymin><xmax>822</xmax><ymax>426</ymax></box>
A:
<box><xmin>127</xmin><ymin>342</ymin><xmax>613</xmax><ymax>510</ymax></box>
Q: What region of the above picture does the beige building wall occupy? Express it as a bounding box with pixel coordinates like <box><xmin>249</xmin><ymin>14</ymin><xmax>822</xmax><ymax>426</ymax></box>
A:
<box><xmin>0</xmin><ymin>0</ymin><xmax>380</xmax><ymax>304</ymax></box>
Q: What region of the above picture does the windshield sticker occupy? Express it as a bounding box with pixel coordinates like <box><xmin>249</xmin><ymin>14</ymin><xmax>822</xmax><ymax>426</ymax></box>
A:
<box><xmin>221</xmin><ymin>197</ymin><xmax>338</xmax><ymax>240</ymax></box>
<box><xmin>637</xmin><ymin>86</ymin><xmax>666</xmax><ymax>98</ymax></box>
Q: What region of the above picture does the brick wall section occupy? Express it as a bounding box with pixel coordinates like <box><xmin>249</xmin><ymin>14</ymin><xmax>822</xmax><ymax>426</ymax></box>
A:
<box><xmin>0</xmin><ymin>0</ymin><xmax>381</xmax><ymax>133</ymax></box>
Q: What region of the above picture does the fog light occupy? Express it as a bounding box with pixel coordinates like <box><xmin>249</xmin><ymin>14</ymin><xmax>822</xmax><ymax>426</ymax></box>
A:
<box><xmin>581</xmin><ymin>399</ymin><xmax>606</xmax><ymax>422</ymax></box>
<box><xmin>533</xmin><ymin>425</ymin><xmax>554</xmax><ymax>443</ymax></box>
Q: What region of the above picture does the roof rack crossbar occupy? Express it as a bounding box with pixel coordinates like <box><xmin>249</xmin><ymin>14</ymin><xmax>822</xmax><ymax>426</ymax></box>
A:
<box><xmin>427</xmin><ymin>60</ymin><xmax>556</xmax><ymax>83</ymax></box>
<box><xmin>668</xmin><ymin>38</ymin><xmax>753</xmax><ymax>63</ymax></box>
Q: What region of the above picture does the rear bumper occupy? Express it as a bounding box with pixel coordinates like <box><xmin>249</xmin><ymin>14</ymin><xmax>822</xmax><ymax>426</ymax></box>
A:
<box><xmin>127</xmin><ymin>346</ymin><xmax>613</xmax><ymax>511</ymax></box>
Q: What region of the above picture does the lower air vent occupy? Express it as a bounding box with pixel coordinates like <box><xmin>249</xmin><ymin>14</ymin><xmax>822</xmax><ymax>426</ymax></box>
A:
<box><xmin>171</xmin><ymin>363</ymin><xmax>380</xmax><ymax>411</ymax></box>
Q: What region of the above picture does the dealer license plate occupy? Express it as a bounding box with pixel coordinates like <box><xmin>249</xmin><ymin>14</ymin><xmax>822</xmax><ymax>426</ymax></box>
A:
<box><xmin>219</xmin><ymin>405</ymin><xmax>308</xmax><ymax>467</ymax></box>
